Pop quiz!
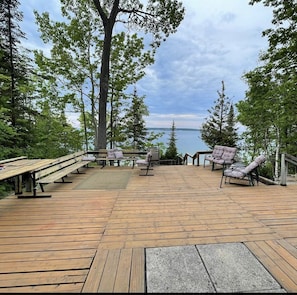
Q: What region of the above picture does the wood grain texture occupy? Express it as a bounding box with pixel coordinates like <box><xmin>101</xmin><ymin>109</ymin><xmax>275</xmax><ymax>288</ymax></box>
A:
<box><xmin>0</xmin><ymin>164</ymin><xmax>296</xmax><ymax>292</ymax></box>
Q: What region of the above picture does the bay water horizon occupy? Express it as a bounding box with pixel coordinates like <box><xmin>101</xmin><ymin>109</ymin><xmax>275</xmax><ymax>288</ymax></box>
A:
<box><xmin>149</xmin><ymin>128</ymin><xmax>209</xmax><ymax>157</ymax></box>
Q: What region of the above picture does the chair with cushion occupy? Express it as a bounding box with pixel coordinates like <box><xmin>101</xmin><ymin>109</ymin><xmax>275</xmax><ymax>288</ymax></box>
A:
<box><xmin>204</xmin><ymin>145</ymin><xmax>237</xmax><ymax>170</ymax></box>
<box><xmin>136</xmin><ymin>151</ymin><xmax>153</xmax><ymax>176</ymax></box>
<box><xmin>106</xmin><ymin>148</ymin><xmax>125</xmax><ymax>166</ymax></box>
<box><xmin>204</xmin><ymin>145</ymin><xmax>225</xmax><ymax>168</ymax></box>
<box><xmin>212</xmin><ymin>146</ymin><xmax>237</xmax><ymax>170</ymax></box>
<box><xmin>149</xmin><ymin>147</ymin><xmax>160</xmax><ymax>165</ymax></box>
<box><xmin>220</xmin><ymin>155</ymin><xmax>266</xmax><ymax>188</ymax></box>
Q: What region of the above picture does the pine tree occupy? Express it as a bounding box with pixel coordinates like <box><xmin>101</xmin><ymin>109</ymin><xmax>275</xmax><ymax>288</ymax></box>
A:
<box><xmin>225</xmin><ymin>104</ymin><xmax>238</xmax><ymax>147</ymax></box>
<box><xmin>121</xmin><ymin>87</ymin><xmax>149</xmax><ymax>150</ymax></box>
<box><xmin>201</xmin><ymin>81</ymin><xmax>238</xmax><ymax>149</ymax></box>
<box><xmin>0</xmin><ymin>0</ymin><xmax>34</xmax><ymax>157</ymax></box>
<box><xmin>164</xmin><ymin>121</ymin><xmax>178</xmax><ymax>160</ymax></box>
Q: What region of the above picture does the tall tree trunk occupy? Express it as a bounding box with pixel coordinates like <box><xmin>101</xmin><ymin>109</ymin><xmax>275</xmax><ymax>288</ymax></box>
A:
<box><xmin>93</xmin><ymin>0</ymin><xmax>118</xmax><ymax>150</ymax></box>
<box><xmin>97</xmin><ymin>31</ymin><xmax>109</xmax><ymax>149</ymax></box>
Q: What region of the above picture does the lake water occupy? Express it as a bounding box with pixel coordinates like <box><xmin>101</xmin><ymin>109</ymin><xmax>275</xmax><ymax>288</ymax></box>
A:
<box><xmin>150</xmin><ymin>128</ymin><xmax>209</xmax><ymax>156</ymax></box>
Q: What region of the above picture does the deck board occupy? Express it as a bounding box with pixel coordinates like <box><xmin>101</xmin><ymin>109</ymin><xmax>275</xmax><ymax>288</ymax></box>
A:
<box><xmin>0</xmin><ymin>165</ymin><xmax>297</xmax><ymax>292</ymax></box>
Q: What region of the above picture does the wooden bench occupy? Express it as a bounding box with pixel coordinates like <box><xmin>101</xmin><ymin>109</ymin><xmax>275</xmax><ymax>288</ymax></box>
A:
<box><xmin>34</xmin><ymin>151</ymin><xmax>94</xmax><ymax>192</ymax></box>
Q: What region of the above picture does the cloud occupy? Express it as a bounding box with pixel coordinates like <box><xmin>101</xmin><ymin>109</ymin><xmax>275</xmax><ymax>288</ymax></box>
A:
<box><xmin>145</xmin><ymin>113</ymin><xmax>207</xmax><ymax>129</ymax></box>
<box><xmin>20</xmin><ymin>0</ymin><xmax>273</xmax><ymax>129</ymax></box>
<box><xmin>135</xmin><ymin>0</ymin><xmax>273</xmax><ymax>128</ymax></box>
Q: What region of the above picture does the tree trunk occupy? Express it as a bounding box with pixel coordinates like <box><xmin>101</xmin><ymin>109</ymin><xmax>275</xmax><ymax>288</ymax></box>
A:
<box><xmin>93</xmin><ymin>0</ymin><xmax>119</xmax><ymax>150</ymax></box>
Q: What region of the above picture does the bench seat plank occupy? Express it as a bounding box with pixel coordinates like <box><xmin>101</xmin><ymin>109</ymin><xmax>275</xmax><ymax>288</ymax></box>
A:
<box><xmin>33</xmin><ymin>151</ymin><xmax>93</xmax><ymax>192</ymax></box>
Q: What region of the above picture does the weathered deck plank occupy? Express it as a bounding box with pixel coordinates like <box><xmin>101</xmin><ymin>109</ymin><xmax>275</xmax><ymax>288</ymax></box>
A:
<box><xmin>0</xmin><ymin>165</ymin><xmax>296</xmax><ymax>292</ymax></box>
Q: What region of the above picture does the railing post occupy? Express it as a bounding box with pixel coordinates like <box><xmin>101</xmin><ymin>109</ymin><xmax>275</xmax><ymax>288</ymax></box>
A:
<box><xmin>280</xmin><ymin>153</ymin><xmax>287</xmax><ymax>186</ymax></box>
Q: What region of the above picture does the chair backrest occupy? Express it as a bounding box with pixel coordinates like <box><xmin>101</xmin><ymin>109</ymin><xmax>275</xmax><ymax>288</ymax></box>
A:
<box><xmin>221</xmin><ymin>147</ymin><xmax>237</xmax><ymax>163</ymax></box>
<box><xmin>107</xmin><ymin>149</ymin><xmax>116</xmax><ymax>159</ymax></box>
<box><xmin>149</xmin><ymin>147</ymin><xmax>159</xmax><ymax>162</ymax></box>
<box><xmin>243</xmin><ymin>155</ymin><xmax>266</xmax><ymax>174</ymax></box>
<box><xmin>146</xmin><ymin>151</ymin><xmax>152</xmax><ymax>163</ymax></box>
<box><xmin>114</xmin><ymin>149</ymin><xmax>124</xmax><ymax>159</ymax></box>
<box><xmin>213</xmin><ymin>145</ymin><xmax>225</xmax><ymax>158</ymax></box>
<box><xmin>254</xmin><ymin>155</ymin><xmax>266</xmax><ymax>165</ymax></box>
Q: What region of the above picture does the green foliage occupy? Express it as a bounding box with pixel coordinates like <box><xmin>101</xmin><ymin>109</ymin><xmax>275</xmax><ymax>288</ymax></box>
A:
<box><xmin>0</xmin><ymin>0</ymin><xmax>37</xmax><ymax>158</ymax></box>
<box><xmin>201</xmin><ymin>81</ymin><xmax>238</xmax><ymax>149</ymax></box>
<box><xmin>115</xmin><ymin>87</ymin><xmax>148</xmax><ymax>150</ymax></box>
<box><xmin>91</xmin><ymin>0</ymin><xmax>185</xmax><ymax>149</ymax></box>
<box><xmin>235</xmin><ymin>0</ymin><xmax>297</xmax><ymax>179</ymax></box>
<box><xmin>249</xmin><ymin>0</ymin><xmax>296</xmax><ymax>80</ymax></box>
<box><xmin>0</xmin><ymin>182</ymin><xmax>13</xmax><ymax>199</ymax></box>
<box><xmin>162</xmin><ymin>121</ymin><xmax>179</xmax><ymax>160</ymax></box>
<box><xmin>34</xmin><ymin>1</ymin><xmax>160</xmax><ymax>150</ymax></box>
<box><xmin>27</xmin><ymin>103</ymin><xmax>84</xmax><ymax>158</ymax></box>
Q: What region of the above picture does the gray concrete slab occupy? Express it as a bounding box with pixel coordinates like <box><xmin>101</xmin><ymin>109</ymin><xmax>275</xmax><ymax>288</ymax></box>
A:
<box><xmin>145</xmin><ymin>243</ymin><xmax>286</xmax><ymax>293</ymax></box>
<box><xmin>146</xmin><ymin>245</ymin><xmax>215</xmax><ymax>293</ymax></box>
<box><xmin>197</xmin><ymin>242</ymin><xmax>284</xmax><ymax>293</ymax></box>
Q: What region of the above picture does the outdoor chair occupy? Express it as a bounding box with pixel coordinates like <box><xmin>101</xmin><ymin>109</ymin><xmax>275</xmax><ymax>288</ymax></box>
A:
<box><xmin>220</xmin><ymin>155</ymin><xmax>266</xmax><ymax>188</ymax></box>
<box><xmin>204</xmin><ymin>145</ymin><xmax>224</xmax><ymax>168</ymax></box>
<box><xmin>105</xmin><ymin>148</ymin><xmax>124</xmax><ymax>166</ymax></box>
<box><xmin>204</xmin><ymin>145</ymin><xmax>237</xmax><ymax>170</ymax></box>
<box><xmin>136</xmin><ymin>151</ymin><xmax>153</xmax><ymax>176</ymax></box>
<box><xmin>150</xmin><ymin>147</ymin><xmax>160</xmax><ymax>165</ymax></box>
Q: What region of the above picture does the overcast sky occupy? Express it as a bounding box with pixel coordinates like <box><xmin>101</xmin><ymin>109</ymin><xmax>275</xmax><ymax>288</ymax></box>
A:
<box><xmin>20</xmin><ymin>0</ymin><xmax>273</xmax><ymax>129</ymax></box>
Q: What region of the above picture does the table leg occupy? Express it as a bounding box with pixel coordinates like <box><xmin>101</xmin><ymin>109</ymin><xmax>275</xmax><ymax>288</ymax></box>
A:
<box><xmin>18</xmin><ymin>172</ymin><xmax>52</xmax><ymax>198</ymax></box>
<box><xmin>14</xmin><ymin>175</ymin><xmax>22</xmax><ymax>194</ymax></box>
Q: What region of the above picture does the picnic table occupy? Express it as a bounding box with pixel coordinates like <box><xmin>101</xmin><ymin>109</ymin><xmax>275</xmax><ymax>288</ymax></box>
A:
<box><xmin>0</xmin><ymin>158</ymin><xmax>54</xmax><ymax>198</ymax></box>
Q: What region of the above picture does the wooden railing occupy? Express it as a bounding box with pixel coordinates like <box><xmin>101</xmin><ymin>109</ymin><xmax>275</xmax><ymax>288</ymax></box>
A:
<box><xmin>183</xmin><ymin>150</ymin><xmax>212</xmax><ymax>166</ymax></box>
<box><xmin>280</xmin><ymin>153</ymin><xmax>297</xmax><ymax>186</ymax></box>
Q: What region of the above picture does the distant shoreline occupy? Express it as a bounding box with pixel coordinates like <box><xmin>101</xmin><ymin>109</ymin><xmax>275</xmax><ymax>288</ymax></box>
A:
<box><xmin>147</xmin><ymin>127</ymin><xmax>201</xmax><ymax>131</ymax></box>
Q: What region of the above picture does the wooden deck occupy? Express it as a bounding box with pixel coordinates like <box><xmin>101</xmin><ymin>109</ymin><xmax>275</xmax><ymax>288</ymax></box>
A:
<box><xmin>0</xmin><ymin>164</ymin><xmax>297</xmax><ymax>292</ymax></box>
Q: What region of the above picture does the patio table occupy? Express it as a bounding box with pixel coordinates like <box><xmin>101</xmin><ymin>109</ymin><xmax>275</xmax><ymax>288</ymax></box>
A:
<box><xmin>0</xmin><ymin>158</ymin><xmax>54</xmax><ymax>198</ymax></box>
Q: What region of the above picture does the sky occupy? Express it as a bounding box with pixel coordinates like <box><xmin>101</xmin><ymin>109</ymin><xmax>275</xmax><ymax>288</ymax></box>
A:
<box><xmin>20</xmin><ymin>0</ymin><xmax>273</xmax><ymax>129</ymax></box>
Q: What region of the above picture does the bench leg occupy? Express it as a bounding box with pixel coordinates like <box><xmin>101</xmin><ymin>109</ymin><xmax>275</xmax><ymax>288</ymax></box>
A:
<box><xmin>54</xmin><ymin>176</ymin><xmax>72</xmax><ymax>184</ymax></box>
<box><xmin>18</xmin><ymin>183</ymin><xmax>52</xmax><ymax>198</ymax></box>
<box><xmin>40</xmin><ymin>183</ymin><xmax>45</xmax><ymax>192</ymax></box>
<box><xmin>71</xmin><ymin>168</ymin><xmax>85</xmax><ymax>174</ymax></box>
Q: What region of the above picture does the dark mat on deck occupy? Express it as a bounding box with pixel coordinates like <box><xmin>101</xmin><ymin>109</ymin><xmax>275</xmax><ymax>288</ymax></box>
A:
<box><xmin>74</xmin><ymin>171</ymin><xmax>132</xmax><ymax>190</ymax></box>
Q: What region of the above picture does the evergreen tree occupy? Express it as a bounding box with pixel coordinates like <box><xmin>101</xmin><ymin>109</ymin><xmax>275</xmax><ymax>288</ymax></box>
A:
<box><xmin>0</xmin><ymin>0</ymin><xmax>34</xmax><ymax>157</ymax></box>
<box><xmin>120</xmin><ymin>87</ymin><xmax>149</xmax><ymax>150</ymax></box>
<box><xmin>164</xmin><ymin>121</ymin><xmax>178</xmax><ymax>159</ymax></box>
<box><xmin>28</xmin><ymin>102</ymin><xmax>84</xmax><ymax>158</ymax></box>
<box><xmin>225</xmin><ymin>104</ymin><xmax>239</xmax><ymax>146</ymax></box>
<box><xmin>201</xmin><ymin>81</ymin><xmax>238</xmax><ymax>149</ymax></box>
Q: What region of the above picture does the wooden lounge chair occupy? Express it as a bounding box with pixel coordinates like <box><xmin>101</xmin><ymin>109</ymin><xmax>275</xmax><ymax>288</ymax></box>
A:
<box><xmin>220</xmin><ymin>155</ymin><xmax>266</xmax><ymax>188</ymax></box>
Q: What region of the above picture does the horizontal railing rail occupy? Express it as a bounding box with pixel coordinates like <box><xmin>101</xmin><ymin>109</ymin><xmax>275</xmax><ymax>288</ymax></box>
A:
<box><xmin>183</xmin><ymin>150</ymin><xmax>212</xmax><ymax>166</ymax></box>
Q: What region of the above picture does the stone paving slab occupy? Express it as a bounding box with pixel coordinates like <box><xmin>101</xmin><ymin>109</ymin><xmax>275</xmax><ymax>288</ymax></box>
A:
<box><xmin>146</xmin><ymin>242</ymin><xmax>286</xmax><ymax>293</ymax></box>
<box><xmin>146</xmin><ymin>245</ymin><xmax>214</xmax><ymax>293</ymax></box>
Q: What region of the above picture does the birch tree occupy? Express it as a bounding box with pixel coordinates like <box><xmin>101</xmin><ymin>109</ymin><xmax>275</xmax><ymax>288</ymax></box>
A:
<box><xmin>236</xmin><ymin>0</ymin><xmax>297</xmax><ymax>179</ymax></box>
